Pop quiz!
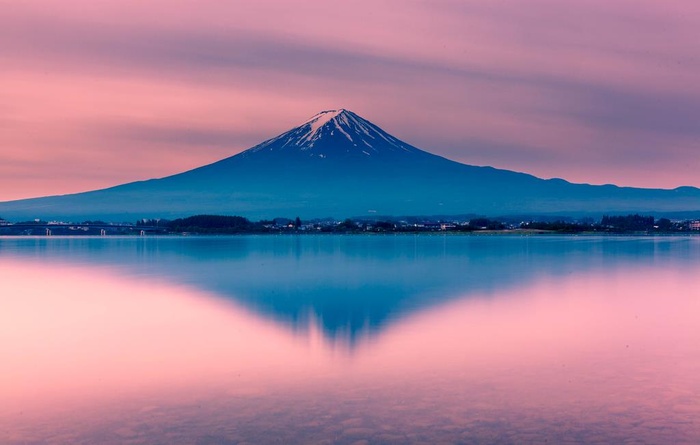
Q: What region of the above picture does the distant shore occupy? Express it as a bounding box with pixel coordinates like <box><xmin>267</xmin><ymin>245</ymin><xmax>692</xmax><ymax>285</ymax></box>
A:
<box><xmin>1</xmin><ymin>213</ymin><xmax>699</xmax><ymax>237</ymax></box>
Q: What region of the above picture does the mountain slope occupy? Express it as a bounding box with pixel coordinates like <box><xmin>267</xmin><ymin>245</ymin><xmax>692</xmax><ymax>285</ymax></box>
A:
<box><xmin>1</xmin><ymin>109</ymin><xmax>699</xmax><ymax>221</ymax></box>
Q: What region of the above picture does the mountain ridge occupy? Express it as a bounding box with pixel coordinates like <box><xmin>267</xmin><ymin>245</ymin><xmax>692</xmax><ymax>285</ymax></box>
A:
<box><xmin>0</xmin><ymin>109</ymin><xmax>699</xmax><ymax>221</ymax></box>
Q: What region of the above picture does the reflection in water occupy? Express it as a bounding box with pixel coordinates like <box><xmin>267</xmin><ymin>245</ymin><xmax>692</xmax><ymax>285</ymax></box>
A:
<box><xmin>0</xmin><ymin>236</ymin><xmax>699</xmax><ymax>444</ymax></box>
<box><xmin>2</xmin><ymin>235</ymin><xmax>697</xmax><ymax>344</ymax></box>
<box><xmin>0</xmin><ymin>261</ymin><xmax>325</xmax><ymax>412</ymax></box>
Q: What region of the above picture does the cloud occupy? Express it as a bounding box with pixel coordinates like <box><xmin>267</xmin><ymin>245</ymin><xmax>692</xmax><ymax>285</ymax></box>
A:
<box><xmin>1</xmin><ymin>0</ymin><xmax>699</xmax><ymax>201</ymax></box>
<box><xmin>97</xmin><ymin>122</ymin><xmax>263</xmax><ymax>150</ymax></box>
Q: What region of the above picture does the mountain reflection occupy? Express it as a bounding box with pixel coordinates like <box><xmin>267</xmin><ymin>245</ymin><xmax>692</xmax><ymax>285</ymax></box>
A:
<box><xmin>1</xmin><ymin>235</ymin><xmax>698</xmax><ymax>344</ymax></box>
<box><xmin>4</xmin><ymin>235</ymin><xmax>699</xmax><ymax>444</ymax></box>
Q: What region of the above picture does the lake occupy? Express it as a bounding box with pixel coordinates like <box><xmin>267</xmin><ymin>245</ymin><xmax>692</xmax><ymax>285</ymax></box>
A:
<box><xmin>1</xmin><ymin>235</ymin><xmax>698</xmax><ymax>444</ymax></box>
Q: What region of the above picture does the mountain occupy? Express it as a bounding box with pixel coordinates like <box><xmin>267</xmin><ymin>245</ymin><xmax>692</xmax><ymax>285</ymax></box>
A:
<box><xmin>1</xmin><ymin>109</ymin><xmax>700</xmax><ymax>221</ymax></box>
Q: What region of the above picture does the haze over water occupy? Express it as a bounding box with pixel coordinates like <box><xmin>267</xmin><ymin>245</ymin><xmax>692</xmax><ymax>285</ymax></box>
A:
<box><xmin>1</xmin><ymin>235</ymin><xmax>699</xmax><ymax>444</ymax></box>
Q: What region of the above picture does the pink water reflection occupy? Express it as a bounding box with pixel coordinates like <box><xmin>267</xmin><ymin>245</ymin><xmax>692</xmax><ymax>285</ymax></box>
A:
<box><xmin>357</xmin><ymin>267</ymin><xmax>700</xmax><ymax>411</ymax></box>
<box><xmin>0</xmin><ymin>259</ymin><xmax>336</xmax><ymax>417</ymax></box>
<box><xmin>366</xmin><ymin>267</ymin><xmax>699</xmax><ymax>372</ymax></box>
<box><xmin>1</xmin><ymin>255</ymin><xmax>699</xmax><ymax>443</ymax></box>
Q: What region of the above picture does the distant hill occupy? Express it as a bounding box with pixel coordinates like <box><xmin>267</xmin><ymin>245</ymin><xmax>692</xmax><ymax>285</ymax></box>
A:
<box><xmin>1</xmin><ymin>109</ymin><xmax>699</xmax><ymax>221</ymax></box>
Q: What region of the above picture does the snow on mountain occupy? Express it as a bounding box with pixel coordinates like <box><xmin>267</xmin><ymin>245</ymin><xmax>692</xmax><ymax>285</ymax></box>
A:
<box><xmin>242</xmin><ymin>109</ymin><xmax>423</xmax><ymax>160</ymax></box>
<box><xmin>1</xmin><ymin>107</ymin><xmax>700</xmax><ymax>222</ymax></box>
<box><xmin>302</xmin><ymin>109</ymin><xmax>347</xmax><ymax>144</ymax></box>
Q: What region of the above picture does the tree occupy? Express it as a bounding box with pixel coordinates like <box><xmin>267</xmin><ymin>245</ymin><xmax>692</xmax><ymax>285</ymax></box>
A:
<box><xmin>601</xmin><ymin>214</ymin><xmax>654</xmax><ymax>232</ymax></box>
<box><xmin>656</xmin><ymin>218</ymin><xmax>673</xmax><ymax>231</ymax></box>
<box><xmin>469</xmin><ymin>218</ymin><xmax>505</xmax><ymax>230</ymax></box>
<box><xmin>166</xmin><ymin>214</ymin><xmax>253</xmax><ymax>233</ymax></box>
<box><xmin>337</xmin><ymin>218</ymin><xmax>358</xmax><ymax>231</ymax></box>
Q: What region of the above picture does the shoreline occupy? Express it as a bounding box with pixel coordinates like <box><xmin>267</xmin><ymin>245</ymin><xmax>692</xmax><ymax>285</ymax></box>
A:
<box><xmin>1</xmin><ymin>230</ymin><xmax>699</xmax><ymax>238</ymax></box>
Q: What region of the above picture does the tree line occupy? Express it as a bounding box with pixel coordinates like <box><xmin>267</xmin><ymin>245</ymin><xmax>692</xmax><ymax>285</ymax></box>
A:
<box><xmin>2</xmin><ymin>213</ymin><xmax>698</xmax><ymax>235</ymax></box>
<box><xmin>143</xmin><ymin>213</ymin><xmax>697</xmax><ymax>234</ymax></box>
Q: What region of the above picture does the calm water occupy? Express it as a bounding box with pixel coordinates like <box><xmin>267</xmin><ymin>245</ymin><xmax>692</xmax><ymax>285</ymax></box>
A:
<box><xmin>1</xmin><ymin>235</ymin><xmax>698</xmax><ymax>444</ymax></box>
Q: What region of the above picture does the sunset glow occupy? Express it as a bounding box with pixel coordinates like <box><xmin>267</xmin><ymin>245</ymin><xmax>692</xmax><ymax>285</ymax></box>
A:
<box><xmin>2</xmin><ymin>1</ymin><xmax>700</xmax><ymax>200</ymax></box>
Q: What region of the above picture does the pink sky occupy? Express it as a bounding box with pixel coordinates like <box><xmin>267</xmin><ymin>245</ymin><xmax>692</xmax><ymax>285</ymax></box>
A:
<box><xmin>1</xmin><ymin>0</ymin><xmax>699</xmax><ymax>201</ymax></box>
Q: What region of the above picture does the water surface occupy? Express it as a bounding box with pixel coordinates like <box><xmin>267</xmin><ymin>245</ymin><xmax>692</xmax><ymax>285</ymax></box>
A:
<box><xmin>1</xmin><ymin>235</ymin><xmax>698</xmax><ymax>444</ymax></box>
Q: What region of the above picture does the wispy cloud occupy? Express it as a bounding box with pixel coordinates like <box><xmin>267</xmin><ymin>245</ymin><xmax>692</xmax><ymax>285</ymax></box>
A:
<box><xmin>1</xmin><ymin>0</ymin><xmax>699</xmax><ymax>200</ymax></box>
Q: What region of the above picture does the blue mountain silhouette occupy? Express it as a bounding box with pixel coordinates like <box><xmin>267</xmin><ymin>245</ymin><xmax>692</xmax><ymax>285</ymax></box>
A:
<box><xmin>1</xmin><ymin>109</ymin><xmax>699</xmax><ymax>220</ymax></box>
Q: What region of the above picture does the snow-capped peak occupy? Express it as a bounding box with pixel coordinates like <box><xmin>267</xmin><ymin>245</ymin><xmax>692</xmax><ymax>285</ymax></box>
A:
<box><xmin>299</xmin><ymin>109</ymin><xmax>355</xmax><ymax>145</ymax></box>
<box><xmin>243</xmin><ymin>109</ymin><xmax>426</xmax><ymax>160</ymax></box>
<box><xmin>302</xmin><ymin>109</ymin><xmax>346</xmax><ymax>132</ymax></box>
